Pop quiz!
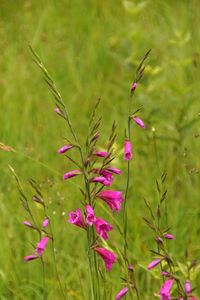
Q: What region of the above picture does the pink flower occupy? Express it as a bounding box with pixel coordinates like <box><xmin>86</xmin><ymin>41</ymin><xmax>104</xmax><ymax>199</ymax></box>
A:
<box><xmin>185</xmin><ymin>280</ymin><xmax>191</xmax><ymax>294</ymax></box>
<box><xmin>162</xmin><ymin>271</ymin><xmax>170</xmax><ymax>277</ymax></box>
<box><xmin>23</xmin><ymin>221</ymin><xmax>34</xmax><ymax>228</ymax></box>
<box><xmin>94</xmin><ymin>218</ymin><xmax>113</xmax><ymax>240</ymax></box>
<box><xmin>164</xmin><ymin>233</ymin><xmax>175</xmax><ymax>240</ymax></box>
<box><xmin>132</xmin><ymin>116</ymin><xmax>145</xmax><ymax>129</ymax></box>
<box><xmin>124</xmin><ymin>140</ymin><xmax>132</xmax><ymax>161</ymax></box>
<box><xmin>42</xmin><ymin>218</ymin><xmax>49</xmax><ymax>228</ymax></box>
<box><xmin>24</xmin><ymin>254</ymin><xmax>38</xmax><ymax>261</ymax></box>
<box><xmin>98</xmin><ymin>190</ymin><xmax>124</xmax><ymax>212</ymax></box>
<box><xmin>63</xmin><ymin>170</ymin><xmax>82</xmax><ymax>180</ymax></box>
<box><xmin>128</xmin><ymin>264</ymin><xmax>134</xmax><ymax>271</ymax></box>
<box><xmin>131</xmin><ymin>82</ymin><xmax>137</xmax><ymax>93</ymax></box>
<box><xmin>147</xmin><ymin>258</ymin><xmax>161</xmax><ymax>270</ymax></box>
<box><xmin>90</xmin><ymin>176</ymin><xmax>111</xmax><ymax>186</ymax></box>
<box><xmin>68</xmin><ymin>208</ymin><xmax>87</xmax><ymax>229</ymax></box>
<box><xmin>36</xmin><ymin>237</ymin><xmax>49</xmax><ymax>256</ymax></box>
<box><xmin>116</xmin><ymin>287</ymin><xmax>129</xmax><ymax>300</ymax></box>
<box><xmin>105</xmin><ymin>167</ymin><xmax>121</xmax><ymax>175</ymax></box>
<box><xmin>94</xmin><ymin>151</ymin><xmax>109</xmax><ymax>157</ymax></box>
<box><xmin>94</xmin><ymin>247</ymin><xmax>116</xmax><ymax>271</ymax></box>
<box><xmin>57</xmin><ymin>144</ymin><xmax>73</xmax><ymax>154</ymax></box>
<box><xmin>159</xmin><ymin>279</ymin><xmax>174</xmax><ymax>300</ymax></box>
<box><xmin>85</xmin><ymin>205</ymin><xmax>96</xmax><ymax>226</ymax></box>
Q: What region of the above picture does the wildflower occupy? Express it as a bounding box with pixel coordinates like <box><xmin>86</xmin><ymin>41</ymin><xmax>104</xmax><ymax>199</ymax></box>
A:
<box><xmin>94</xmin><ymin>247</ymin><xmax>116</xmax><ymax>271</ymax></box>
<box><xmin>68</xmin><ymin>208</ymin><xmax>87</xmax><ymax>229</ymax></box>
<box><xmin>36</xmin><ymin>237</ymin><xmax>49</xmax><ymax>256</ymax></box>
<box><xmin>54</xmin><ymin>107</ymin><xmax>62</xmax><ymax>115</ymax></box>
<box><xmin>42</xmin><ymin>218</ymin><xmax>49</xmax><ymax>228</ymax></box>
<box><xmin>132</xmin><ymin>116</ymin><xmax>145</xmax><ymax>129</ymax></box>
<box><xmin>159</xmin><ymin>279</ymin><xmax>174</xmax><ymax>300</ymax></box>
<box><xmin>93</xmin><ymin>151</ymin><xmax>109</xmax><ymax>157</ymax></box>
<box><xmin>90</xmin><ymin>176</ymin><xmax>111</xmax><ymax>186</ymax></box>
<box><xmin>128</xmin><ymin>264</ymin><xmax>134</xmax><ymax>271</ymax></box>
<box><xmin>85</xmin><ymin>205</ymin><xmax>96</xmax><ymax>226</ymax></box>
<box><xmin>131</xmin><ymin>82</ymin><xmax>137</xmax><ymax>93</ymax></box>
<box><xmin>63</xmin><ymin>170</ymin><xmax>82</xmax><ymax>180</ymax></box>
<box><xmin>116</xmin><ymin>287</ymin><xmax>129</xmax><ymax>300</ymax></box>
<box><xmin>23</xmin><ymin>221</ymin><xmax>34</xmax><ymax>228</ymax></box>
<box><xmin>147</xmin><ymin>258</ymin><xmax>161</xmax><ymax>270</ymax></box>
<box><xmin>124</xmin><ymin>140</ymin><xmax>132</xmax><ymax>161</ymax></box>
<box><xmin>91</xmin><ymin>168</ymin><xmax>114</xmax><ymax>183</ymax></box>
<box><xmin>164</xmin><ymin>233</ymin><xmax>175</xmax><ymax>240</ymax></box>
<box><xmin>98</xmin><ymin>190</ymin><xmax>124</xmax><ymax>212</ymax></box>
<box><xmin>24</xmin><ymin>236</ymin><xmax>49</xmax><ymax>262</ymax></box>
<box><xmin>94</xmin><ymin>218</ymin><xmax>113</xmax><ymax>240</ymax></box>
<box><xmin>24</xmin><ymin>254</ymin><xmax>38</xmax><ymax>261</ymax></box>
<box><xmin>105</xmin><ymin>166</ymin><xmax>121</xmax><ymax>175</ymax></box>
<box><xmin>185</xmin><ymin>280</ymin><xmax>191</xmax><ymax>294</ymax></box>
<box><xmin>57</xmin><ymin>144</ymin><xmax>73</xmax><ymax>154</ymax></box>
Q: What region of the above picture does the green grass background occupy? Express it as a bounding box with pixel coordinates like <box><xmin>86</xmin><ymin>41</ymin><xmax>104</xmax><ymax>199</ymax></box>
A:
<box><xmin>0</xmin><ymin>0</ymin><xmax>200</xmax><ymax>299</ymax></box>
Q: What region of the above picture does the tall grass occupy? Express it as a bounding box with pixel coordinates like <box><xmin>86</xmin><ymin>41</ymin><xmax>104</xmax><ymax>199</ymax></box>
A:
<box><xmin>0</xmin><ymin>1</ymin><xmax>200</xmax><ymax>299</ymax></box>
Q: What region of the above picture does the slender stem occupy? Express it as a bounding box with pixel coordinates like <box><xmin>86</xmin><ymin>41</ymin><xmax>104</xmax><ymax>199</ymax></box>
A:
<box><xmin>41</xmin><ymin>257</ymin><xmax>46</xmax><ymax>300</ymax></box>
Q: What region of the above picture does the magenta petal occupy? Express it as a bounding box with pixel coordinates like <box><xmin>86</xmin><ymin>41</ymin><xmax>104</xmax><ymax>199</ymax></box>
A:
<box><xmin>68</xmin><ymin>208</ymin><xmax>87</xmax><ymax>229</ymax></box>
<box><xmin>116</xmin><ymin>287</ymin><xmax>129</xmax><ymax>300</ymax></box>
<box><xmin>36</xmin><ymin>237</ymin><xmax>49</xmax><ymax>256</ymax></box>
<box><xmin>133</xmin><ymin>116</ymin><xmax>145</xmax><ymax>129</ymax></box>
<box><xmin>94</xmin><ymin>151</ymin><xmax>109</xmax><ymax>157</ymax></box>
<box><xmin>164</xmin><ymin>233</ymin><xmax>175</xmax><ymax>240</ymax></box>
<box><xmin>24</xmin><ymin>254</ymin><xmax>39</xmax><ymax>262</ymax></box>
<box><xmin>42</xmin><ymin>218</ymin><xmax>49</xmax><ymax>228</ymax></box>
<box><xmin>98</xmin><ymin>190</ymin><xmax>124</xmax><ymax>213</ymax></box>
<box><xmin>147</xmin><ymin>259</ymin><xmax>161</xmax><ymax>270</ymax></box>
<box><xmin>160</xmin><ymin>279</ymin><xmax>174</xmax><ymax>300</ymax></box>
<box><xmin>95</xmin><ymin>247</ymin><xmax>116</xmax><ymax>271</ymax></box>
<box><xmin>85</xmin><ymin>205</ymin><xmax>96</xmax><ymax>226</ymax></box>
<box><xmin>124</xmin><ymin>140</ymin><xmax>132</xmax><ymax>161</ymax></box>
<box><xmin>94</xmin><ymin>218</ymin><xmax>113</xmax><ymax>240</ymax></box>
<box><xmin>105</xmin><ymin>167</ymin><xmax>121</xmax><ymax>175</ymax></box>
<box><xmin>57</xmin><ymin>144</ymin><xmax>73</xmax><ymax>154</ymax></box>
<box><xmin>63</xmin><ymin>170</ymin><xmax>82</xmax><ymax>180</ymax></box>
<box><xmin>131</xmin><ymin>82</ymin><xmax>137</xmax><ymax>93</ymax></box>
<box><xmin>185</xmin><ymin>280</ymin><xmax>191</xmax><ymax>294</ymax></box>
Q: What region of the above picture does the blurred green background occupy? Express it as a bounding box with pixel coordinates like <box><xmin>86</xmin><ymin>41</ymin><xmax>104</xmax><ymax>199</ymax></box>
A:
<box><xmin>0</xmin><ymin>0</ymin><xmax>200</xmax><ymax>299</ymax></box>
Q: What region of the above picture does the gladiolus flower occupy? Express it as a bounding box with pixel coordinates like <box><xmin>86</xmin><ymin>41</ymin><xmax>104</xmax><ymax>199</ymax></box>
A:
<box><xmin>94</xmin><ymin>151</ymin><xmax>109</xmax><ymax>157</ymax></box>
<box><xmin>185</xmin><ymin>280</ymin><xmax>191</xmax><ymax>294</ymax></box>
<box><xmin>131</xmin><ymin>82</ymin><xmax>137</xmax><ymax>93</ymax></box>
<box><xmin>57</xmin><ymin>144</ymin><xmax>73</xmax><ymax>154</ymax></box>
<box><xmin>23</xmin><ymin>221</ymin><xmax>34</xmax><ymax>228</ymax></box>
<box><xmin>94</xmin><ymin>247</ymin><xmax>116</xmax><ymax>271</ymax></box>
<box><xmin>94</xmin><ymin>218</ymin><xmax>113</xmax><ymax>240</ymax></box>
<box><xmin>116</xmin><ymin>287</ymin><xmax>129</xmax><ymax>300</ymax></box>
<box><xmin>68</xmin><ymin>208</ymin><xmax>87</xmax><ymax>229</ymax></box>
<box><xmin>147</xmin><ymin>258</ymin><xmax>161</xmax><ymax>270</ymax></box>
<box><xmin>85</xmin><ymin>205</ymin><xmax>96</xmax><ymax>226</ymax></box>
<box><xmin>24</xmin><ymin>254</ymin><xmax>38</xmax><ymax>261</ymax></box>
<box><xmin>90</xmin><ymin>176</ymin><xmax>111</xmax><ymax>186</ymax></box>
<box><xmin>36</xmin><ymin>237</ymin><xmax>49</xmax><ymax>256</ymax></box>
<box><xmin>124</xmin><ymin>140</ymin><xmax>132</xmax><ymax>161</ymax></box>
<box><xmin>159</xmin><ymin>279</ymin><xmax>174</xmax><ymax>300</ymax></box>
<box><xmin>42</xmin><ymin>218</ymin><xmax>49</xmax><ymax>228</ymax></box>
<box><xmin>105</xmin><ymin>167</ymin><xmax>121</xmax><ymax>175</ymax></box>
<box><xmin>63</xmin><ymin>170</ymin><xmax>82</xmax><ymax>180</ymax></box>
<box><xmin>24</xmin><ymin>236</ymin><xmax>49</xmax><ymax>262</ymax></box>
<box><xmin>132</xmin><ymin>116</ymin><xmax>145</xmax><ymax>129</ymax></box>
<box><xmin>98</xmin><ymin>190</ymin><xmax>124</xmax><ymax>212</ymax></box>
<box><xmin>164</xmin><ymin>233</ymin><xmax>175</xmax><ymax>240</ymax></box>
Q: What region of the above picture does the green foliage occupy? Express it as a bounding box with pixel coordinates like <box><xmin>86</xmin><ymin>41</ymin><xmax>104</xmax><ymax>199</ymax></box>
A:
<box><xmin>0</xmin><ymin>0</ymin><xmax>200</xmax><ymax>299</ymax></box>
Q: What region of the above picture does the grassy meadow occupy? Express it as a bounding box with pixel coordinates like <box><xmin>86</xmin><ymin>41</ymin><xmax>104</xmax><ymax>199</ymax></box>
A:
<box><xmin>0</xmin><ymin>0</ymin><xmax>200</xmax><ymax>299</ymax></box>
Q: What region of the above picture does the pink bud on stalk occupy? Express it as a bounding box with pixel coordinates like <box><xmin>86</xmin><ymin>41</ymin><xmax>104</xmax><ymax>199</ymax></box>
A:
<box><xmin>132</xmin><ymin>116</ymin><xmax>145</xmax><ymax>129</ymax></box>
<box><xmin>147</xmin><ymin>258</ymin><xmax>161</xmax><ymax>270</ymax></box>
<box><xmin>164</xmin><ymin>233</ymin><xmax>175</xmax><ymax>240</ymax></box>
<box><xmin>42</xmin><ymin>218</ymin><xmax>49</xmax><ymax>228</ymax></box>
<box><xmin>23</xmin><ymin>221</ymin><xmax>34</xmax><ymax>228</ymax></box>
<box><xmin>116</xmin><ymin>287</ymin><xmax>129</xmax><ymax>300</ymax></box>
<box><xmin>57</xmin><ymin>144</ymin><xmax>73</xmax><ymax>154</ymax></box>
<box><xmin>124</xmin><ymin>140</ymin><xmax>132</xmax><ymax>161</ymax></box>
<box><xmin>131</xmin><ymin>82</ymin><xmax>137</xmax><ymax>93</ymax></box>
<box><xmin>159</xmin><ymin>279</ymin><xmax>174</xmax><ymax>300</ymax></box>
<box><xmin>63</xmin><ymin>170</ymin><xmax>82</xmax><ymax>180</ymax></box>
<box><xmin>90</xmin><ymin>176</ymin><xmax>111</xmax><ymax>187</ymax></box>
<box><xmin>93</xmin><ymin>151</ymin><xmax>109</xmax><ymax>157</ymax></box>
